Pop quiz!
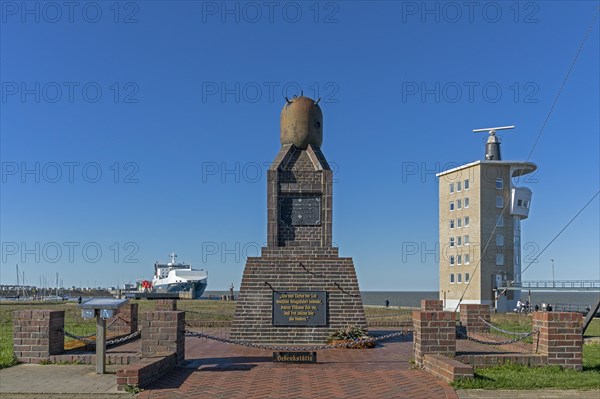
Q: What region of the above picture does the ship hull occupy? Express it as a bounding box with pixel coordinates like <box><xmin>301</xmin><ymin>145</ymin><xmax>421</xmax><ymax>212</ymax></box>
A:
<box><xmin>153</xmin><ymin>281</ymin><xmax>207</xmax><ymax>299</ymax></box>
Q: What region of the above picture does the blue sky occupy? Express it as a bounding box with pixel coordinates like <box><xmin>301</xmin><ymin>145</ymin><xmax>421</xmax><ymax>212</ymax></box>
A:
<box><xmin>1</xmin><ymin>1</ymin><xmax>598</xmax><ymax>291</ymax></box>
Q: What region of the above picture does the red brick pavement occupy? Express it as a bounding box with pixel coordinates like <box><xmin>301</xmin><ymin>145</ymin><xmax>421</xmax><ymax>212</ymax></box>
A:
<box><xmin>139</xmin><ymin>328</ymin><xmax>458</xmax><ymax>399</ymax></box>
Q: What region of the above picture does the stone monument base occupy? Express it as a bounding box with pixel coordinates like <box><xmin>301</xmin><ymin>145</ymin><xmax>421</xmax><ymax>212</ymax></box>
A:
<box><xmin>231</xmin><ymin>247</ymin><xmax>367</xmax><ymax>344</ymax></box>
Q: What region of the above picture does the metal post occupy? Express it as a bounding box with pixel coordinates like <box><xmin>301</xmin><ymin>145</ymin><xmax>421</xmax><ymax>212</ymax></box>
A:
<box><xmin>96</xmin><ymin>312</ymin><xmax>106</xmax><ymax>374</ymax></box>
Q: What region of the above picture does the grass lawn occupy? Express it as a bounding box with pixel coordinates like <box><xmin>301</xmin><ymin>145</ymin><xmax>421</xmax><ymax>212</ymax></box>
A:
<box><xmin>452</xmin><ymin>343</ymin><xmax>600</xmax><ymax>390</ymax></box>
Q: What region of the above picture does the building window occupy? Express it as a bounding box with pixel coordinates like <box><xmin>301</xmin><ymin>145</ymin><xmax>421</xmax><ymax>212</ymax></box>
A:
<box><xmin>457</xmin><ymin>254</ymin><xmax>462</xmax><ymax>264</ymax></box>
<box><xmin>524</xmin><ymin>200</ymin><xmax>530</xmax><ymax>208</ymax></box>
<box><xmin>517</xmin><ymin>199</ymin><xmax>523</xmax><ymax>207</ymax></box>
<box><xmin>450</xmin><ymin>202</ymin><xmax>455</xmax><ymax>211</ymax></box>
<box><xmin>450</xmin><ymin>256</ymin><xmax>455</xmax><ymax>265</ymax></box>
<box><xmin>496</xmin><ymin>234</ymin><xmax>504</xmax><ymax>246</ymax></box>
<box><xmin>464</xmin><ymin>216</ymin><xmax>469</xmax><ymax>227</ymax></box>
<box><xmin>464</xmin><ymin>179</ymin><xmax>470</xmax><ymax>190</ymax></box>
<box><xmin>464</xmin><ymin>197</ymin><xmax>469</xmax><ymax>208</ymax></box>
<box><xmin>465</xmin><ymin>273</ymin><xmax>470</xmax><ymax>282</ymax></box>
<box><xmin>496</xmin><ymin>178</ymin><xmax>504</xmax><ymax>189</ymax></box>
<box><xmin>449</xmin><ymin>183</ymin><xmax>454</xmax><ymax>193</ymax></box>
<box><xmin>496</xmin><ymin>215</ymin><xmax>504</xmax><ymax>227</ymax></box>
<box><xmin>457</xmin><ymin>199</ymin><xmax>462</xmax><ymax>209</ymax></box>
<box><xmin>457</xmin><ymin>218</ymin><xmax>462</xmax><ymax>228</ymax></box>
<box><xmin>457</xmin><ymin>181</ymin><xmax>462</xmax><ymax>192</ymax></box>
<box><xmin>496</xmin><ymin>253</ymin><xmax>504</xmax><ymax>265</ymax></box>
<box><xmin>450</xmin><ymin>237</ymin><xmax>455</xmax><ymax>247</ymax></box>
<box><xmin>496</xmin><ymin>196</ymin><xmax>503</xmax><ymax>208</ymax></box>
<box><xmin>464</xmin><ymin>254</ymin><xmax>470</xmax><ymax>264</ymax></box>
<box><xmin>450</xmin><ymin>219</ymin><xmax>454</xmax><ymax>229</ymax></box>
<box><xmin>450</xmin><ymin>274</ymin><xmax>455</xmax><ymax>283</ymax></box>
<box><xmin>464</xmin><ymin>235</ymin><xmax>469</xmax><ymax>245</ymax></box>
<box><xmin>457</xmin><ymin>273</ymin><xmax>462</xmax><ymax>283</ymax></box>
<box><xmin>457</xmin><ymin>236</ymin><xmax>462</xmax><ymax>246</ymax></box>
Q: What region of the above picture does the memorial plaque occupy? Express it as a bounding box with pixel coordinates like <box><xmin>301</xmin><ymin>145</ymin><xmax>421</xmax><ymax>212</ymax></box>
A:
<box><xmin>273</xmin><ymin>351</ymin><xmax>317</xmax><ymax>363</ymax></box>
<box><xmin>280</xmin><ymin>196</ymin><xmax>321</xmax><ymax>225</ymax></box>
<box><xmin>273</xmin><ymin>291</ymin><xmax>327</xmax><ymax>326</ymax></box>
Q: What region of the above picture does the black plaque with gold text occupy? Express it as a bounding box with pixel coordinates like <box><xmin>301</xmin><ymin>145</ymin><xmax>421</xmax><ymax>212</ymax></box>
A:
<box><xmin>272</xmin><ymin>291</ymin><xmax>327</xmax><ymax>326</ymax></box>
<box><xmin>279</xmin><ymin>196</ymin><xmax>321</xmax><ymax>226</ymax></box>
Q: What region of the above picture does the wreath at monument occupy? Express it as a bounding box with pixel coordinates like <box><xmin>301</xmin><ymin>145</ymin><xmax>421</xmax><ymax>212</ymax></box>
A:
<box><xmin>327</xmin><ymin>325</ymin><xmax>375</xmax><ymax>349</ymax></box>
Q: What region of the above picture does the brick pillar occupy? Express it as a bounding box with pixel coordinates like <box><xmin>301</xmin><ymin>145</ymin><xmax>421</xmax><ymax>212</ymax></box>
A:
<box><xmin>155</xmin><ymin>299</ymin><xmax>177</xmax><ymax>311</ymax></box>
<box><xmin>141</xmin><ymin>311</ymin><xmax>185</xmax><ymax>364</ymax></box>
<box><xmin>108</xmin><ymin>303</ymin><xmax>138</xmax><ymax>335</ymax></box>
<box><xmin>533</xmin><ymin>311</ymin><xmax>583</xmax><ymax>370</ymax></box>
<box><xmin>13</xmin><ymin>310</ymin><xmax>64</xmax><ymax>363</ymax></box>
<box><xmin>421</xmin><ymin>300</ymin><xmax>443</xmax><ymax>311</ymax></box>
<box><xmin>459</xmin><ymin>304</ymin><xmax>491</xmax><ymax>335</ymax></box>
<box><xmin>413</xmin><ymin>309</ymin><xmax>456</xmax><ymax>367</ymax></box>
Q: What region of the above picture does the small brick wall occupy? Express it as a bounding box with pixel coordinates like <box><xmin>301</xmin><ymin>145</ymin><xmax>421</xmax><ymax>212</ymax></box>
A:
<box><xmin>107</xmin><ymin>303</ymin><xmax>138</xmax><ymax>336</ymax></box>
<box><xmin>155</xmin><ymin>299</ymin><xmax>177</xmax><ymax>311</ymax></box>
<box><xmin>141</xmin><ymin>311</ymin><xmax>185</xmax><ymax>364</ymax></box>
<box><xmin>423</xmin><ymin>354</ymin><xmax>473</xmax><ymax>383</ymax></box>
<box><xmin>459</xmin><ymin>304</ymin><xmax>491</xmax><ymax>334</ymax></box>
<box><xmin>421</xmin><ymin>300</ymin><xmax>443</xmax><ymax>311</ymax></box>
<box><xmin>533</xmin><ymin>311</ymin><xmax>583</xmax><ymax>370</ymax></box>
<box><xmin>13</xmin><ymin>310</ymin><xmax>64</xmax><ymax>363</ymax></box>
<box><xmin>117</xmin><ymin>353</ymin><xmax>176</xmax><ymax>390</ymax></box>
<box><xmin>413</xmin><ymin>310</ymin><xmax>456</xmax><ymax>366</ymax></box>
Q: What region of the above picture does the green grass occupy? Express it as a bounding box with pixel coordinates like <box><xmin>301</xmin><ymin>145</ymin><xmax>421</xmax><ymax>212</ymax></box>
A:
<box><xmin>453</xmin><ymin>343</ymin><xmax>600</xmax><ymax>390</ymax></box>
<box><xmin>584</xmin><ymin>318</ymin><xmax>600</xmax><ymax>337</ymax></box>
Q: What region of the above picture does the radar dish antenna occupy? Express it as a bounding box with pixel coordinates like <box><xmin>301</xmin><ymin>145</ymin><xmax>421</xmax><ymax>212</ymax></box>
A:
<box><xmin>473</xmin><ymin>125</ymin><xmax>515</xmax><ymax>161</ymax></box>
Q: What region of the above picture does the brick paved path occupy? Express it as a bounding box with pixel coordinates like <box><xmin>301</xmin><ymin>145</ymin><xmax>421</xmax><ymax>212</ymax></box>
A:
<box><xmin>139</xmin><ymin>328</ymin><xmax>458</xmax><ymax>399</ymax></box>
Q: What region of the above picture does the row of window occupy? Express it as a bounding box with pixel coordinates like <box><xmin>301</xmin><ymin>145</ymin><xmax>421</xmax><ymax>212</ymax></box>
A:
<box><xmin>449</xmin><ymin>273</ymin><xmax>470</xmax><ymax>284</ymax></box>
<box><xmin>449</xmin><ymin>179</ymin><xmax>470</xmax><ymax>193</ymax></box>
<box><xmin>450</xmin><ymin>234</ymin><xmax>505</xmax><ymax>248</ymax></box>
<box><xmin>450</xmin><ymin>217</ymin><xmax>469</xmax><ymax>229</ymax></box>
<box><xmin>449</xmin><ymin>254</ymin><xmax>470</xmax><ymax>265</ymax></box>
<box><xmin>449</xmin><ymin>235</ymin><xmax>470</xmax><ymax>247</ymax></box>
<box><xmin>449</xmin><ymin>252</ymin><xmax>505</xmax><ymax>266</ymax></box>
<box><xmin>449</xmin><ymin>197</ymin><xmax>470</xmax><ymax>211</ymax></box>
<box><xmin>450</xmin><ymin>178</ymin><xmax>504</xmax><ymax>193</ymax></box>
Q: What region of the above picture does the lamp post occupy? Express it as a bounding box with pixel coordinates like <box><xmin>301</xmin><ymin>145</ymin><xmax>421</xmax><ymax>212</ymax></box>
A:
<box><xmin>551</xmin><ymin>259</ymin><xmax>555</xmax><ymax>286</ymax></box>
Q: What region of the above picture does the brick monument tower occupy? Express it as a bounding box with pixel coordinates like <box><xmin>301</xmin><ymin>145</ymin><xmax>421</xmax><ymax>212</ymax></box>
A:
<box><xmin>230</xmin><ymin>96</ymin><xmax>367</xmax><ymax>344</ymax></box>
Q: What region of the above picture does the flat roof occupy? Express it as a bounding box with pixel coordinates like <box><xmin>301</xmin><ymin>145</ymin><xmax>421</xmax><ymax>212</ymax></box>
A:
<box><xmin>436</xmin><ymin>160</ymin><xmax>537</xmax><ymax>177</ymax></box>
<box><xmin>80</xmin><ymin>298</ymin><xmax>128</xmax><ymax>309</ymax></box>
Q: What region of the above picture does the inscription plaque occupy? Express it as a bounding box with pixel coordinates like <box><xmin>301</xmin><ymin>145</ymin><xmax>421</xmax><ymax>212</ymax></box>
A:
<box><xmin>273</xmin><ymin>351</ymin><xmax>317</xmax><ymax>363</ymax></box>
<box><xmin>280</xmin><ymin>196</ymin><xmax>321</xmax><ymax>226</ymax></box>
<box><xmin>273</xmin><ymin>291</ymin><xmax>327</xmax><ymax>326</ymax></box>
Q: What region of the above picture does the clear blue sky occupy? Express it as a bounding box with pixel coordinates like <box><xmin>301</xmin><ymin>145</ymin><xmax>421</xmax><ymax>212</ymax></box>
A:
<box><xmin>1</xmin><ymin>1</ymin><xmax>598</xmax><ymax>291</ymax></box>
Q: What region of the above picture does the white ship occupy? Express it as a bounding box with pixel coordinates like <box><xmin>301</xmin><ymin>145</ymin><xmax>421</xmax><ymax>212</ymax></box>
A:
<box><xmin>151</xmin><ymin>252</ymin><xmax>208</xmax><ymax>298</ymax></box>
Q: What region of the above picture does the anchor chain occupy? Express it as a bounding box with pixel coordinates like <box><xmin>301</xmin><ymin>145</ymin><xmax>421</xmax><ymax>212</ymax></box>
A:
<box><xmin>61</xmin><ymin>328</ymin><xmax>141</xmax><ymax>346</ymax></box>
<box><xmin>366</xmin><ymin>310</ymin><xmax>414</xmax><ymax>320</ymax></box>
<box><xmin>456</xmin><ymin>328</ymin><xmax>538</xmax><ymax>346</ymax></box>
<box><xmin>184</xmin><ymin>328</ymin><xmax>413</xmax><ymax>351</ymax></box>
<box><xmin>478</xmin><ymin>317</ymin><xmax>531</xmax><ymax>336</ymax></box>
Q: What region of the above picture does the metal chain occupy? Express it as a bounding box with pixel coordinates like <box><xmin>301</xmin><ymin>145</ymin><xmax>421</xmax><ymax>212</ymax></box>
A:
<box><xmin>61</xmin><ymin>329</ymin><xmax>141</xmax><ymax>346</ymax></box>
<box><xmin>184</xmin><ymin>328</ymin><xmax>413</xmax><ymax>351</ymax></box>
<box><xmin>366</xmin><ymin>310</ymin><xmax>414</xmax><ymax>320</ymax></box>
<box><xmin>62</xmin><ymin>317</ymin><xmax>124</xmax><ymax>341</ymax></box>
<box><xmin>457</xmin><ymin>329</ymin><xmax>538</xmax><ymax>346</ymax></box>
<box><xmin>180</xmin><ymin>309</ymin><xmax>233</xmax><ymax>319</ymax></box>
<box><xmin>105</xmin><ymin>329</ymin><xmax>141</xmax><ymax>345</ymax></box>
<box><xmin>478</xmin><ymin>317</ymin><xmax>531</xmax><ymax>336</ymax></box>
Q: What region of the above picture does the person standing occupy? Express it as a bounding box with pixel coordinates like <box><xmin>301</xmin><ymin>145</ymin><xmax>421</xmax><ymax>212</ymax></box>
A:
<box><xmin>385</xmin><ymin>299</ymin><xmax>390</xmax><ymax>308</ymax></box>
